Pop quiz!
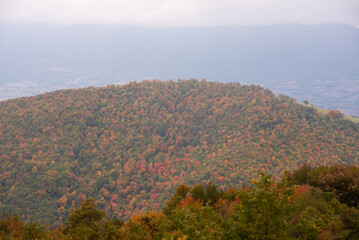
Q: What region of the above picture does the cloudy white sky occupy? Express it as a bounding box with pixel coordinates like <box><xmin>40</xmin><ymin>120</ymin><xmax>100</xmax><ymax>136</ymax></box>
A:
<box><xmin>0</xmin><ymin>0</ymin><xmax>358</xmax><ymax>27</ymax></box>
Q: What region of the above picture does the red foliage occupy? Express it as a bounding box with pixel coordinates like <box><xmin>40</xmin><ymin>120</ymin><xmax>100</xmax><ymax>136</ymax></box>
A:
<box><xmin>328</xmin><ymin>110</ymin><xmax>343</xmax><ymax>119</ymax></box>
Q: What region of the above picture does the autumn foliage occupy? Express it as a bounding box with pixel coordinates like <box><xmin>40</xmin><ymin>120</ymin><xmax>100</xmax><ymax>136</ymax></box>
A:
<box><xmin>0</xmin><ymin>80</ymin><xmax>358</xmax><ymax>224</ymax></box>
<box><xmin>1</xmin><ymin>168</ymin><xmax>359</xmax><ymax>239</ymax></box>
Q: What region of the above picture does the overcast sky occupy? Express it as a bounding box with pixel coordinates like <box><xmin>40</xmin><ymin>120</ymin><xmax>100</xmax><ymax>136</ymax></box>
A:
<box><xmin>1</xmin><ymin>0</ymin><xmax>358</xmax><ymax>27</ymax></box>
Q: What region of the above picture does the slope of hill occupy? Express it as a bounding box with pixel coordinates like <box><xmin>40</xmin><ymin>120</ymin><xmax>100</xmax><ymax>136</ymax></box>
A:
<box><xmin>1</xmin><ymin>24</ymin><xmax>359</xmax><ymax>115</ymax></box>
<box><xmin>2</xmin><ymin>165</ymin><xmax>359</xmax><ymax>239</ymax></box>
<box><xmin>0</xmin><ymin>80</ymin><xmax>358</xmax><ymax>225</ymax></box>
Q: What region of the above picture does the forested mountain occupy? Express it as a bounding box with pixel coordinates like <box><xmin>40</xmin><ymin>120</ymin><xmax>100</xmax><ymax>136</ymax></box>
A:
<box><xmin>0</xmin><ymin>80</ymin><xmax>358</xmax><ymax>225</ymax></box>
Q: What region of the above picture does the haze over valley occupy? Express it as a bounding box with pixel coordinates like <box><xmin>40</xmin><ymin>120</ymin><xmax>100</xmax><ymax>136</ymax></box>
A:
<box><xmin>1</xmin><ymin>24</ymin><xmax>359</xmax><ymax>116</ymax></box>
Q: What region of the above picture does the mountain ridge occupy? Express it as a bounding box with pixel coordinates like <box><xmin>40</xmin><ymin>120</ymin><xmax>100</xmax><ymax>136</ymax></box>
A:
<box><xmin>0</xmin><ymin>80</ymin><xmax>358</xmax><ymax>224</ymax></box>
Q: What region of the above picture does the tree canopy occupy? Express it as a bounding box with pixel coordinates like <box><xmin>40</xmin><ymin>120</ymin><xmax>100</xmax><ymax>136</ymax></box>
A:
<box><xmin>0</xmin><ymin>80</ymin><xmax>358</xmax><ymax>224</ymax></box>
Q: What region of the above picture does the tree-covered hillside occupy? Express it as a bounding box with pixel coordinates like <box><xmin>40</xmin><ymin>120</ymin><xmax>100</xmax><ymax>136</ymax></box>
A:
<box><xmin>2</xmin><ymin>165</ymin><xmax>359</xmax><ymax>239</ymax></box>
<box><xmin>0</xmin><ymin>80</ymin><xmax>358</xmax><ymax>224</ymax></box>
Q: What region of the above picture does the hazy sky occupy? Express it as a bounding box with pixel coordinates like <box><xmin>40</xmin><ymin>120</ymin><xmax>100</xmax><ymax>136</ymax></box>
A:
<box><xmin>1</xmin><ymin>0</ymin><xmax>358</xmax><ymax>27</ymax></box>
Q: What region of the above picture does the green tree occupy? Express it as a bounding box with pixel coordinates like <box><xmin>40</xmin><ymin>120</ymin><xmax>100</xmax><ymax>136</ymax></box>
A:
<box><xmin>23</xmin><ymin>218</ymin><xmax>45</xmax><ymax>240</ymax></box>
<box><xmin>163</xmin><ymin>184</ymin><xmax>190</xmax><ymax>215</ymax></box>
<box><xmin>191</xmin><ymin>184</ymin><xmax>206</xmax><ymax>202</ymax></box>
<box><xmin>226</xmin><ymin>174</ymin><xmax>294</xmax><ymax>240</ymax></box>
<box><xmin>205</xmin><ymin>182</ymin><xmax>222</xmax><ymax>206</ymax></box>
<box><xmin>291</xmin><ymin>206</ymin><xmax>322</xmax><ymax>240</ymax></box>
<box><xmin>63</xmin><ymin>198</ymin><xmax>106</xmax><ymax>240</ymax></box>
<box><xmin>118</xmin><ymin>210</ymin><xmax>165</xmax><ymax>239</ymax></box>
<box><xmin>160</xmin><ymin>201</ymin><xmax>224</xmax><ymax>239</ymax></box>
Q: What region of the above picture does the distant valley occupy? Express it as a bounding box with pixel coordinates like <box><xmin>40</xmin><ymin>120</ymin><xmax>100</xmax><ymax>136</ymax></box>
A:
<box><xmin>1</xmin><ymin>24</ymin><xmax>359</xmax><ymax>116</ymax></box>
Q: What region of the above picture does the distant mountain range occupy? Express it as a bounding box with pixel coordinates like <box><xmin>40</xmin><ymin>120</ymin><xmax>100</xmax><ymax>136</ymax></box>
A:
<box><xmin>1</xmin><ymin>24</ymin><xmax>359</xmax><ymax>115</ymax></box>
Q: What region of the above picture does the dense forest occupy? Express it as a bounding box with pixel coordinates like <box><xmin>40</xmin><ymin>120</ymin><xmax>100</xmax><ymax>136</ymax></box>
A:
<box><xmin>0</xmin><ymin>80</ymin><xmax>358</xmax><ymax>225</ymax></box>
<box><xmin>1</xmin><ymin>165</ymin><xmax>359</xmax><ymax>239</ymax></box>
